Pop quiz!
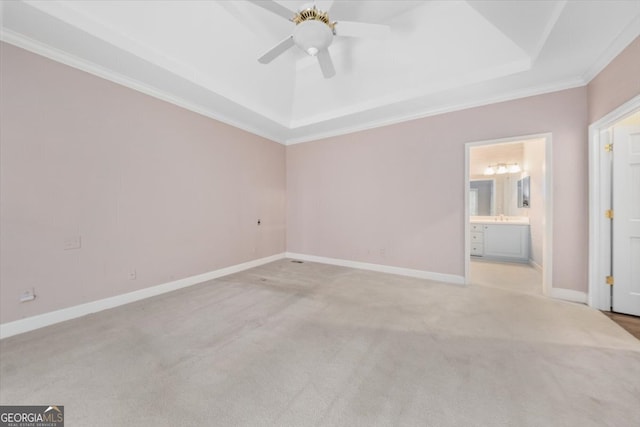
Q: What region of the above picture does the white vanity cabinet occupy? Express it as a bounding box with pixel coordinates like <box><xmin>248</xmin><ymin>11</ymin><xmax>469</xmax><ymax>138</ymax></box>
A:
<box><xmin>470</xmin><ymin>222</ymin><xmax>530</xmax><ymax>262</ymax></box>
<box><xmin>483</xmin><ymin>224</ymin><xmax>529</xmax><ymax>262</ymax></box>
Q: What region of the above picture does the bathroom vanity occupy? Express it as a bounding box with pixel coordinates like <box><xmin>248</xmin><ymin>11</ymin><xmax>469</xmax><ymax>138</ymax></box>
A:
<box><xmin>470</xmin><ymin>217</ymin><xmax>530</xmax><ymax>262</ymax></box>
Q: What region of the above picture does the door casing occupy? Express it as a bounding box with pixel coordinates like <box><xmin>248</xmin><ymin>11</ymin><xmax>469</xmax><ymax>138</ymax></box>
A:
<box><xmin>464</xmin><ymin>133</ymin><xmax>553</xmax><ymax>296</ymax></box>
<box><xmin>588</xmin><ymin>94</ymin><xmax>640</xmax><ymax>310</ymax></box>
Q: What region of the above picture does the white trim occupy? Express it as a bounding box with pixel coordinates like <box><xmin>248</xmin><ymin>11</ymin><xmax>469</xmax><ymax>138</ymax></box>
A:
<box><xmin>464</xmin><ymin>133</ymin><xmax>553</xmax><ymax>296</ymax></box>
<box><xmin>0</xmin><ymin>253</ymin><xmax>286</xmax><ymax>340</ymax></box>
<box><xmin>289</xmin><ymin>57</ymin><xmax>535</xmax><ymax>129</ymax></box>
<box><xmin>465</xmin><ymin>144</ymin><xmax>472</xmax><ymax>284</ymax></box>
<box><xmin>549</xmin><ymin>288</ymin><xmax>588</xmax><ymax>304</ymax></box>
<box><xmin>284</xmin><ymin>80</ymin><xmax>584</xmax><ymax>145</ymax></box>
<box><xmin>588</xmin><ymin>95</ymin><xmax>640</xmax><ymax>310</ymax></box>
<box><xmin>0</xmin><ymin>30</ymin><xmax>288</xmax><ymax>145</ymax></box>
<box><xmin>4</xmin><ymin>25</ymin><xmax>586</xmax><ymax>149</ymax></box>
<box><xmin>1</xmin><ymin>25</ymin><xmax>591</xmax><ymax>149</ymax></box>
<box><xmin>529</xmin><ymin>259</ymin><xmax>543</xmax><ymax>273</ymax></box>
<box><xmin>285</xmin><ymin>252</ymin><xmax>465</xmax><ymax>285</ymax></box>
<box><xmin>3</xmin><ymin>0</ymin><xmax>638</xmax><ymax>148</ymax></box>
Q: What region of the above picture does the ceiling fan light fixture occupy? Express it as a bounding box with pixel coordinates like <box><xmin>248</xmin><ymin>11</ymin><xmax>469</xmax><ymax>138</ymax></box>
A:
<box><xmin>293</xmin><ymin>20</ymin><xmax>333</xmax><ymax>56</ymax></box>
<box><xmin>249</xmin><ymin>0</ymin><xmax>391</xmax><ymax>78</ymax></box>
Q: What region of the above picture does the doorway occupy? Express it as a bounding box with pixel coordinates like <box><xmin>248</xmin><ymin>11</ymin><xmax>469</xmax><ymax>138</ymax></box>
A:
<box><xmin>464</xmin><ymin>134</ymin><xmax>553</xmax><ymax>296</ymax></box>
<box><xmin>589</xmin><ymin>95</ymin><xmax>640</xmax><ymax>316</ymax></box>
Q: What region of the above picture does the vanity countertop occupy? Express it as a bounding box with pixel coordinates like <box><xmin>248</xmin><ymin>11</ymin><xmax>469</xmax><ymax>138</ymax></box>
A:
<box><xmin>470</xmin><ymin>216</ymin><xmax>530</xmax><ymax>225</ymax></box>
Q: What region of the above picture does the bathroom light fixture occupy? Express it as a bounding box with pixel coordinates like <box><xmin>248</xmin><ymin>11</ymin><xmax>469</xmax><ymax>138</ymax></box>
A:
<box><xmin>483</xmin><ymin>163</ymin><xmax>521</xmax><ymax>175</ymax></box>
<box><xmin>484</xmin><ymin>165</ymin><xmax>496</xmax><ymax>175</ymax></box>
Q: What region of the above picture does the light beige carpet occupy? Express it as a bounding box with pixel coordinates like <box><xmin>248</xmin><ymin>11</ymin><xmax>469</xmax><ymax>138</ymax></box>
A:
<box><xmin>469</xmin><ymin>259</ymin><xmax>542</xmax><ymax>296</ymax></box>
<box><xmin>1</xmin><ymin>259</ymin><xmax>639</xmax><ymax>426</ymax></box>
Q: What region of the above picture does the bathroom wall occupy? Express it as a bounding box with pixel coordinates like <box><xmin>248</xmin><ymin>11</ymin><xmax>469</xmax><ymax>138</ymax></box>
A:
<box><xmin>0</xmin><ymin>43</ymin><xmax>287</xmax><ymax>324</ymax></box>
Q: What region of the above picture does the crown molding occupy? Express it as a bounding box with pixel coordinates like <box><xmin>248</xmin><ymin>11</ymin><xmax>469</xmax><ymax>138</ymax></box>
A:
<box><xmin>1</xmin><ymin>29</ymin><xmax>587</xmax><ymax>148</ymax></box>
<box><xmin>19</xmin><ymin>0</ymin><xmax>294</xmax><ymax>129</ymax></box>
<box><xmin>1</xmin><ymin>30</ymin><xmax>288</xmax><ymax>145</ymax></box>
<box><xmin>289</xmin><ymin>56</ymin><xmax>533</xmax><ymax>129</ymax></box>
<box><xmin>283</xmin><ymin>77</ymin><xmax>586</xmax><ymax>145</ymax></box>
<box><xmin>2</xmin><ymin>0</ymin><xmax>638</xmax><ymax>149</ymax></box>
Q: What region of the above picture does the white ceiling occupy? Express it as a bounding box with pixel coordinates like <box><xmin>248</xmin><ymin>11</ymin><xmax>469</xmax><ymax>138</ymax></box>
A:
<box><xmin>2</xmin><ymin>1</ymin><xmax>639</xmax><ymax>144</ymax></box>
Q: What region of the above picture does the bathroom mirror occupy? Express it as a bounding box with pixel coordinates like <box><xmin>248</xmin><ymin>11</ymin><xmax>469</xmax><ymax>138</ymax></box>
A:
<box><xmin>470</xmin><ymin>179</ymin><xmax>495</xmax><ymax>216</ymax></box>
<box><xmin>470</xmin><ymin>175</ymin><xmax>525</xmax><ymax>216</ymax></box>
<box><xmin>517</xmin><ymin>176</ymin><xmax>531</xmax><ymax>208</ymax></box>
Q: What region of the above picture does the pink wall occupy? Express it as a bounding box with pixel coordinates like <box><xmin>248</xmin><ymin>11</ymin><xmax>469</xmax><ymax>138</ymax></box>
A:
<box><xmin>0</xmin><ymin>43</ymin><xmax>286</xmax><ymax>323</ymax></box>
<box><xmin>588</xmin><ymin>36</ymin><xmax>640</xmax><ymax>123</ymax></box>
<box><xmin>287</xmin><ymin>88</ymin><xmax>588</xmax><ymax>290</ymax></box>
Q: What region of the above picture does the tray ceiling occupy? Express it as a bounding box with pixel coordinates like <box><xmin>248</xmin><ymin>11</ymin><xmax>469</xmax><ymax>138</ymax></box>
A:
<box><xmin>2</xmin><ymin>0</ymin><xmax>639</xmax><ymax>144</ymax></box>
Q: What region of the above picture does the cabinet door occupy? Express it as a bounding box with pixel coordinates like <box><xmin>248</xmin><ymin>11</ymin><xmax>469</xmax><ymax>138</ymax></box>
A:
<box><xmin>483</xmin><ymin>225</ymin><xmax>529</xmax><ymax>261</ymax></box>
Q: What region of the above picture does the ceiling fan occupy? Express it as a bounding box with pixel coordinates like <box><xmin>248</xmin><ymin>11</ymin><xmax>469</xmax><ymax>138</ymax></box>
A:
<box><xmin>248</xmin><ymin>0</ymin><xmax>390</xmax><ymax>78</ymax></box>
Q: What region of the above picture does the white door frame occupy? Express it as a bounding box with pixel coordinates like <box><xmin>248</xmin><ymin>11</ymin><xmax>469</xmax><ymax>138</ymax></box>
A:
<box><xmin>588</xmin><ymin>94</ymin><xmax>640</xmax><ymax>310</ymax></box>
<box><xmin>464</xmin><ymin>133</ymin><xmax>553</xmax><ymax>297</ymax></box>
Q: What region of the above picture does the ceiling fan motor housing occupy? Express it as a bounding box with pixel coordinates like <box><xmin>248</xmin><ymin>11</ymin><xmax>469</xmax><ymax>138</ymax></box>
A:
<box><xmin>293</xmin><ymin>6</ymin><xmax>335</xmax><ymax>28</ymax></box>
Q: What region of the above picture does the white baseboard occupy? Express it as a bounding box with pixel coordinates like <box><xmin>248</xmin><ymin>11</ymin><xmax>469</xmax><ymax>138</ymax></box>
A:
<box><xmin>285</xmin><ymin>252</ymin><xmax>465</xmax><ymax>285</ymax></box>
<box><xmin>0</xmin><ymin>253</ymin><xmax>286</xmax><ymax>339</ymax></box>
<box><xmin>549</xmin><ymin>288</ymin><xmax>588</xmax><ymax>304</ymax></box>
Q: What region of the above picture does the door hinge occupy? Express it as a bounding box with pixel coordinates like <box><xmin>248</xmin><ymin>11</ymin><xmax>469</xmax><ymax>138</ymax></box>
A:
<box><xmin>604</xmin><ymin>143</ymin><xmax>613</xmax><ymax>152</ymax></box>
<box><xmin>605</xmin><ymin>209</ymin><xmax>614</xmax><ymax>219</ymax></box>
<box><xmin>606</xmin><ymin>276</ymin><xmax>614</xmax><ymax>286</ymax></box>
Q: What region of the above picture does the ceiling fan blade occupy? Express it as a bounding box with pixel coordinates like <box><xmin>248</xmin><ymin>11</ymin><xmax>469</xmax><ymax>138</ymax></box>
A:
<box><xmin>334</xmin><ymin>21</ymin><xmax>390</xmax><ymax>39</ymax></box>
<box><xmin>317</xmin><ymin>49</ymin><xmax>336</xmax><ymax>79</ymax></box>
<box><xmin>258</xmin><ymin>35</ymin><xmax>295</xmax><ymax>63</ymax></box>
<box><xmin>246</xmin><ymin>0</ymin><xmax>296</xmax><ymax>21</ymax></box>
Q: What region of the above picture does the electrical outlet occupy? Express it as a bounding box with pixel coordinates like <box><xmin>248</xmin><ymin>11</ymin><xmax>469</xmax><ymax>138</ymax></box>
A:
<box><xmin>128</xmin><ymin>270</ymin><xmax>137</xmax><ymax>280</ymax></box>
<box><xmin>19</xmin><ymin>288</ymin><xmax>36</xmax><ymax>303</ymax></box>
<box><xmin>63</xmin><ymin>236</ymin><xmax>82</xmax><ymax>250</ymax></box>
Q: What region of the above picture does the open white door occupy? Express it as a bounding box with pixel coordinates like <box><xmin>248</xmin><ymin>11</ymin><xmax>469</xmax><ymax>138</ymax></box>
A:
<box><xmin>612</xmin><ymin>124</ymin><xmax>640</xmax><ymax>316</ymax></box>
